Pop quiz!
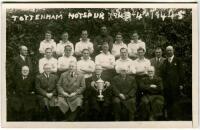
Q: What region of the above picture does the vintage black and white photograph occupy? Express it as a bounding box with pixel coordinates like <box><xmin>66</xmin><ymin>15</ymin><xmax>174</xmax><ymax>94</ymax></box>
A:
<box><xmin>1</xmin><ymin>2</ymin><xmax>199</xmax><ymax>128</ymax></box>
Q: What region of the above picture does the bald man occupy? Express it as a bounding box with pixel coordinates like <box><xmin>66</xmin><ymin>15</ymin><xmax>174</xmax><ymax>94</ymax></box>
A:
<box><xmin>138</xmin><ymin>66</ymin><xmax>164</xmax><ymax>121</ymax></box>
<box><xmin>12</xmin><ymin>45</ymin><xmax>33</xmax><ymax>79</ymax></box>
<box><xmin>8</xmin><ymin>66</ymin><xmax>36</xmax><ymax>121</ymax></box>
<box><xmin>161</xmin><ymin>46</ymin><xmax>184</xmax><ymax>120</ymax></box>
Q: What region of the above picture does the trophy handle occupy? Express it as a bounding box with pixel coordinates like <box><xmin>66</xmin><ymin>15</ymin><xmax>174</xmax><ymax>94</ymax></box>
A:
<box><xmin>93</xmin><ymin>83</ymin><xmax>98</xmax><ymax>91</ymax></box>
<box><xmin>103</xmin><ymin>82</ymin><xmax>108</xmax><ymax>91</ymax></box>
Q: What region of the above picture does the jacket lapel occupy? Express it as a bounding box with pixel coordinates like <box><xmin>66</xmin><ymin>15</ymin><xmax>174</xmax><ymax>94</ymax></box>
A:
<box><xmin>67</xmin><ymin>71</ymin><xmax>78</xmax><ymax>86</ymax></box>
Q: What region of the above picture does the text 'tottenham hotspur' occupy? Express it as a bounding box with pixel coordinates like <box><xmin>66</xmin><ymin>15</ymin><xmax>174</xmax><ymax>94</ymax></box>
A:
<box><xmin>11</xmin><ymin>9</ymin><xmax>189</xmax><ymax>22</ymax></box>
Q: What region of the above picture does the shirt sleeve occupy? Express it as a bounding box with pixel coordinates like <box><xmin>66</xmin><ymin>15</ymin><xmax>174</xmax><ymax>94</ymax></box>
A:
<box><xmin>75</xmin><ymin>42</ymin><xmax>81</xmax><ymax>55</ymax></box>
<box><xmin>127</xmin><ymin>43</ymin><xmax>132</xmax><ymax>56</ymax></box>
<box><xmin>51</xmin><ymin>59</ymin><xmax>58</xmax><ymax>73</ymax></box>
<box><xmin>39</xmin><ymin>41</ymin><xmax>45</xmax><ymax>54</ymax></box>
<box><xmin>52</xmin><ymin>41</ymin><xmax>57</xmax><ymax>52</ymax></box>
<box><xmin>39</xmin><ymin>59</ymin><xmax>44</xmax><ymax>73</ymax></box>
<box><xmin>70</xmin><ymin>43</ymin><xmax>74</xmax><ymax>55</ymax></box>
<box><xmin>56</xmin><ymin>43</ymin><xmax>62</xmax><ymax>56</ymax></box>
<box><xmin>115</xmin><ymin>60</ymin><xmax>120</xmax><ymax>74</ymax></box>
<box><xmin>88</xmin><ymin>42</ymin><xmax>94</xmax><ymax>54</ymax></box>
<box><xmin>95</xmin><ymin>55</ymin><xmax>100</xmax><ymax>65</ymax></box>
<box><xmin>90</xmin><ymin>61</ymin><xmax>95</xmax><ymax>72</ymax></box>
<box><xmin>131</xmin><ymin>61</ymin><xmax>136</xmax><ymax>74</ymax></box>
<box><xmin>57</xmin><ymin>57</ymin><xmax>62</xmax><ymax>69</ymax></box>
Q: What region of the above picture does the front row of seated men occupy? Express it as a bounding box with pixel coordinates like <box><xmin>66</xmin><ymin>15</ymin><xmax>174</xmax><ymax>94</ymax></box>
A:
<box><xmin>8</xmin><ymin>61</ymin><xmax>164</xmax><ymax>121</ymax></box>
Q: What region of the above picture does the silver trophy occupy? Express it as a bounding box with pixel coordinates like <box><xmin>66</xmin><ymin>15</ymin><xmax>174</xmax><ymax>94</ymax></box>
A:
<box><xmin>95</xmin><ymin>78</ymin><xmax>108</xmax><ymax>101</ymax></box>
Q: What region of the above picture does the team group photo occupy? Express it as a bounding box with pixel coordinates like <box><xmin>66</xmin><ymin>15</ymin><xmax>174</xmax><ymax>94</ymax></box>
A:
<box><xmin>5</xmin><ymin>7</ymin><xmax>193</xmax><ymax>122</ymax></box>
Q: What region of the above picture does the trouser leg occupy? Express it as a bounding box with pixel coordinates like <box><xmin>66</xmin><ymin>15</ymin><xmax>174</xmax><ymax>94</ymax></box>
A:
<box><xmin>113</xmin><ymin>97</ymin><xmax>121</xmax><ymax>121</ymax></box>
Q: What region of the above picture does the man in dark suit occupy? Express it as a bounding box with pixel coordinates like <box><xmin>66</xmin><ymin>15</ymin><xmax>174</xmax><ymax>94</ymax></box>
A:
<box><xmin>161</xmin><ymin>46</ymin><xmax>184</xmax><ymax>120</ymax></box>
<box><xmin>35</xmin><ymin>63</ymin><xmax>59</xmax><ymax>121</ymax></box>
<box><xmin>7</xmin><ymin>66</ymin><xmax>36</xmax><ymax>121</ymax></box>
<box><xmin>150</xmin><ymin>47</ymin><xmax>165</xmax><ymax>77</ymax></box>
<box><xmin>12</xmin><ymin>45</ymin><xmax>33</xmax><ymax>78</ymax></box>
<box><xmin>84</xmin><ymin>65</ymin><xmax>112</xmax><ymax>121</ymax></box>
<box><xmin>138</xmin><ymin>66</ymin><xmax>164</xmax><ymax>121</ymax></box>
<box><xmin>112</xmin><ymin>67</ymin><xmax>138</xmax><ymax>121</ymax></box>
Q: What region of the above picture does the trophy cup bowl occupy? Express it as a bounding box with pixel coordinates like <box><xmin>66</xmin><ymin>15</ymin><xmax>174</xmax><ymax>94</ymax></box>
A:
<box><xmin>96</xmin><ymin>79</ymin><xmax>105</xmax><ymax>101</ymax></box>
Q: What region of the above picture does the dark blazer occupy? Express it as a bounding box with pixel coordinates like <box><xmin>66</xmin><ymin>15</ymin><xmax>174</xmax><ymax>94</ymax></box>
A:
<box><xmin>112</xmin><ymin>75</ymin><xmax>137</xmax><ymax>99</ymax></box>
<box><xmin>161</xmin><ymin>56</ymin><xmax>184</xmax><ymax>88</ymax></box>
<box><xmin>139</xmin><ymin>76</ymin><xmax>163</xmax><ymax>95</ymax></box>
<box><xmin>161</xmin><ymin>56</ymin><xmax>184</xmax><ymax>102</ymax></box>
<box><xmin>12</xmin><ymin>55</ymin><xmax>33</xmax><ymax>77</ymax></box>
<box><xmin>8</xmin><ymin>75</ymin><xmax>36</xmax><ymax>112</ymax></box>
<box><xmin>150</xmin><ymin>57</ymin><xmax>165</xmax><ymax>77</ymax></box>
<box><xmin>35</xmin><ymin>73</ymin><xmax>58</xmax><ymax>97</ymax></box>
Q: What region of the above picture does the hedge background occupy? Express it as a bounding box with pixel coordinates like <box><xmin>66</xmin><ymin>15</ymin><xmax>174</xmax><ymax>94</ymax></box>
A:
<box><xmin>6</xmin><ymin>8</ymin><xmax>192</xmax><ymax>97</ymax></box>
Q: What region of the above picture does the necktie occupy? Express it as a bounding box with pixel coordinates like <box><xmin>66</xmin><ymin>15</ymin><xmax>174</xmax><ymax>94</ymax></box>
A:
<box><xmin>96</xmin><ymin>74</ymin><xmax>100</xmax><ymax>79</ymax></box>
<box><xmin>71</xmin><ymin>72</ymin><xmax>74</xmax><ymax>77</ymax></box>
<box><xmin>168</xmin><ymin>57</ymin><xmax>171</xmax><ymax>63</ymax></box>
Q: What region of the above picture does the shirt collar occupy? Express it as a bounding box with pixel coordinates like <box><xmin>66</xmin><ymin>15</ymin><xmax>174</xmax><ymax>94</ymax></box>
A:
<box><xmin>131</xmin><ymin>39</ymin><xmax>142</xmax><ymax>44</ymax></box>
<box><xmin>20</xmin><ymin>54</ymin><xmax>25</xmax><ymax>60</ymax></box>
<box><xmin>101</xmin><ymin>51</ymin><xmax>111</xmax><ymax>55</ymax></box>
<box><xmin>80</xmin><ymin>38</ymin><xmax>90</xmax><ymax>42</ymax></box>
<box><xmin>119</xmin><ymin>57</ymin><xmax>130</xmax><ymax>61</ymax></box>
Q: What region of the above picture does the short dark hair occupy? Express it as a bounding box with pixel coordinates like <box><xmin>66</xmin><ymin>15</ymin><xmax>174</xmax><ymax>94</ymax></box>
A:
<box><xmin>137</xmin><ymin>47</ymin><xmax>145</xmax><ymax>52</ymax></box>
<box><xmin>120</xmin><ymin>47</ymin><xmax>128</xmax><ymax>52</ymax></box>
<box><xmin>155</xmin><ymin>47</ymin><xmax>162</xmax><ymax>51</ymax></box>
<box><xmin>45</xmin><ymin>30</ymin><xmax>52</xmax><ymax>35</ymax></box>
<box><xmin>64</xmin><ymin>45</ymin><xmax>72</xmax><ymax>50</ymax></box>
<box><xmin>82</xmin><ymin>48</ymin><xmax>90</xmax><ymax>53</ymax></box>
<box><xmin>116</xmin><ymin>32</ymin><xmax>122</xmax><ymax>36</ymax></box>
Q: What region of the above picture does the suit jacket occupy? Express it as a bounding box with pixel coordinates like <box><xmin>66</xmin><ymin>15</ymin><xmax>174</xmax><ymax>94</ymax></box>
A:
<box><xmin>8</xmin><ymin>75</ymin><xmax>36</xmax><ymax>112</ymax></box>
<box><xmin>112</xmin><ymin>75</ymin><xmax>137</xmax><ymax>99</ymax></box>
<box><xmin>112</xmin><ymin>75</ymin><xmax>138</xmax><ymax>113</ymax></box>
<box><xmin>35</xmin><ymin>73</ymin><xmax>58</xmax><ymax>97</ymax></box>
<box><xmin>150</xmin><ymin>57</ymin><xmax>165</xmax><ymax>77</ymax></box>
<box><xmin>139</xmin><ymin>76</ymin><xmax>163</xmax><ymax>95</ymax></box>
<box><xmin>57</xmin><ymin>71</ymin><xmax>86</xmax><ymax>113</ymax></box>
<box><xmin>161</xmin><ymin>56</ymin><xmax>184</xmax><ymax>88</ymax></box>
<box><xmin>12</xmin><ymin>55</ymin><xmax>33</xmax><ymax>77</ymax></box>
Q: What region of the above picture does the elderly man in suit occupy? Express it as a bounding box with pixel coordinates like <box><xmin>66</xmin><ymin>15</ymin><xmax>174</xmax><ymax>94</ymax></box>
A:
<box><xmin>12</xmin><ymin>45</ymin><xmax>33</xmax><ymax>79</ymax></box>
<box><xmin>7</xmin><ymin>66</ymin><xmax>36</xmax><ymax>121</ymax></box>
<box><xmin>161</xmin><ymin>46</ymin><xmax>184</xmax><ymax>120</ymax></box>
<box><xmin>57</xmin><ymin>62</ymin><xmax>86</xmax><ymax>121</ymax></box>
<box><xmin>150</xmin><ymin>47</ymin><xmax>165</xmax><ymax>77</ymax></box>
<box><xmin>112</xmin><ymin>67</ymin><xmax>138</xmax><ymax>121</ymax></box>
<box><xmin>138</xmin><ymin>66</ymin><xmax>164</xmax><ymax>121</ymax></box>
<box><xmin>35</xmin><ymin>63</ymin><xmax>59</xmax><ymax>121</ymax></box>
<box><xmin>84</xmin><ymin>65</ymin><xmax>112</xmax><ymax>121</ymax></box>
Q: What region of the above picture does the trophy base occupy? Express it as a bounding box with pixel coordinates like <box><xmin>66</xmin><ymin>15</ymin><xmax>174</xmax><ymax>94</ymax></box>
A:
<box><xmin>97</xmin><ymin>95</ymin><xmax>104</xmax><ymax>102</ymax></box>
<box><xmin>97</xmin><ymin>98</ymin><xmax>104</xmax><ymax>102</ymax></box>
